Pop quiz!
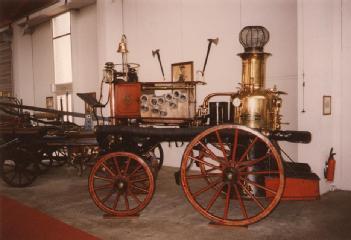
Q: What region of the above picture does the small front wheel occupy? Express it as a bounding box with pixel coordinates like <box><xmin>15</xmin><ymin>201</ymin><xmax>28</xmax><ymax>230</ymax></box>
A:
<box><xmin>89</xmin><ymin>152</ymin><xmax>155</xmax><ymax>216</ymax></box>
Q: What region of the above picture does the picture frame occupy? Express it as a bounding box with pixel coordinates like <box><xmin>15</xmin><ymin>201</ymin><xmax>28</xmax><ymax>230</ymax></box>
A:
<box><xmin>171</xmin><ymin>61</ymin><xmax>194</xmax><ymax>82</ymax></box>
<box><xmin>323</xmin><ymin>95</ymin><xmax>331</xmax><ymax>115</ymax></box>
<box><xmin>46</xmin><ymin>96</ymin><xmax>54</xmax><ymax>109</ymax></box>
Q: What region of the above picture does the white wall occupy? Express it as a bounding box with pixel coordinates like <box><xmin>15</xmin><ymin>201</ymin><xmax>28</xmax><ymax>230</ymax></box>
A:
<box><xmin>298</xmin><ymin>0</ymin><xmax>351</xmax><ymax>193</ymax></box>
<box><xmin>12</xmin><ymin>5</ymin><xmax>99</xmax><ymax>119</ymax></box>
<box><xmin>32</xmin><ymin>21</ymin><xmax>55</xmax><ymax>108</ymax></box>
<box><xmin>122</xmin><ymin>0</ymin><xmax>298</xmax><ymax>167</ymax></box>
<box><xmin>71</xmin><ymin>4</ymin><xmax>99</xmax><ymax>123</ymax></box>
<box><xmin>12</xmin><ymin>21</ymin><xmax>55</xmax><ymax>109</ymax></box>
<box><xmin>96</xmin><ymin>0</ymin><xmax>123</xmax><ymax>74</ymax></box>
<box><xmin>95</xmin><ymin>0</ymin><xmax>123</xmax><ymax>117</ymax></box>
<box><xmin>339</xmin><ymin>0</ymin><xmax>351</xmax><ymax>190</ymax></box>
<box><xmin>12</xmin><ymin>25</ymin><xmax>35</xmax><ymax>106</ymax></box>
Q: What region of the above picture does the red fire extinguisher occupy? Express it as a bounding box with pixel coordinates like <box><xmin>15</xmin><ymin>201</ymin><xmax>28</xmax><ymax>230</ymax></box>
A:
<box><xmin>324</xmin><ymin>148</ymin><xmax>336</xmax><ymax>182</ymax></box>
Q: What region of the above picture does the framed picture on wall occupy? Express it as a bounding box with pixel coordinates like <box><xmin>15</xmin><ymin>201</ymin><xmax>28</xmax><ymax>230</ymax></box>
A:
<box><xmin>171</xmin><ymin>61</ymin><xmax>194</xmax><ymax>82</ymax></box>
<box><xmin>323</xmin><ymin>95</ymin><xmax>331</xmax><ymax>115</ymax></box>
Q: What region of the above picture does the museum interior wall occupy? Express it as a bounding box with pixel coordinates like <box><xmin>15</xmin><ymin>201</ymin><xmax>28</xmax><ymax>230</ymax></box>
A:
<box><xmin>9</xmin><ymin>0</ymin><xmax>351</xmax><ymax>193</ymax></box>
<box><xmin>340</xmin><ymin>2</ymin><xmax>351</xmax><ymax>191</ymax></box>
<box><xmin>297</xmin><ymin>0</ymin><xmax>351</xmax><ymax>193</ymax></box>
<box><xmin>70</xmin><ymin>5</ymin><xmax>99</xmax><ymax>125</ymax></box>
<box><xmin>31</xmin><ymin>21</ymin><xmax>55</xmax><ymax>109</ymax></box>
<box><xmin>12</xmin><ymin>22</ymin><xmax>35</xmax><ymax>106</ymax></box>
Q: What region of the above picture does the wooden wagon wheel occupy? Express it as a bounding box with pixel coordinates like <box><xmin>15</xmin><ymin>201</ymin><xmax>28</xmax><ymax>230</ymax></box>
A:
<box><xmin>89</xmin><ymin>152</ymin><xmax>155</xmax><ymax>217</ymax></box>
<box><xmin>180</xmin><ymin>125</ymin><xmax>285</xmax><ymax>226</ymax></box>
<box><xmin>0</xmin><ymin>147</ymin><xmax>39</xmax><ymax>187</ymax></box>
<box><xmin>196</xmin><ymin>142</ymin><xmax>247</xmax><ymax>189</ymax></box>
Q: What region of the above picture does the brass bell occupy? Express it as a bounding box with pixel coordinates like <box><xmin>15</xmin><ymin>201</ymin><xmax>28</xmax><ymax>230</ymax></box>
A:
<box><xmin>117</xmin><ymin>34</ymin><xmax>129</xmax><ymax>53</ymax></box>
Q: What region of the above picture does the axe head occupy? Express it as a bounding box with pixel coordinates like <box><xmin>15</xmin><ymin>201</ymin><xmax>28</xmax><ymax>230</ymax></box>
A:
<box><xmin>152</xmin><ymin>49</ymin><xmax>160</xmax><ymax>57</ymax></box>
<box><xmin>208</xmin><ymin>38</ymin><xmax>219</xmax><ymax>45</ymax></box>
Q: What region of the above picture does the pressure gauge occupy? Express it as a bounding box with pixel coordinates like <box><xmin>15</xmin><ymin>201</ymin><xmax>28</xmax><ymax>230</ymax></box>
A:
<box><xmin>233</xmin><ymin>97</ymin><xmax>241</xmax><ymax>107</ymax></box>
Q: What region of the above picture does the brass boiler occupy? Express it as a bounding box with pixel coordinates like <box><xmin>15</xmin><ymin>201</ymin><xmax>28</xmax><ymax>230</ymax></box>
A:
<box><xmin>233</xmin><ymin>26</ymin><xmax>282</xmax><ymax>130</ymax></box>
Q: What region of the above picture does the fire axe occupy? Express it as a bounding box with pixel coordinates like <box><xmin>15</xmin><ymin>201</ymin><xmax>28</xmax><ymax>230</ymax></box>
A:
<box><xmin>152</xmin><ymin>49</ymin><xmax>165</xmax><ymax>81</ymax></box>
<box><xmin>200</xmin><ymin>38</ymin><xmax>219</xmax><ymax>77</ymax></box>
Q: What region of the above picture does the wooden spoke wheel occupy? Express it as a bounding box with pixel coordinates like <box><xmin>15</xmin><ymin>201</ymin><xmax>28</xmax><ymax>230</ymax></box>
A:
<box><xmin>180</xmin><ymin>125</ymin><xmax>285</xmax><ymax>226</ymax></box>
<box><xmin>0</xmin><ymin>147</ymin><xmax>39</xmax><ymax>187</ymax></box>
<box><xmin>89</xmin><ymin>152</ymin><xmax>155</xmax><ymax>217</ymax></box>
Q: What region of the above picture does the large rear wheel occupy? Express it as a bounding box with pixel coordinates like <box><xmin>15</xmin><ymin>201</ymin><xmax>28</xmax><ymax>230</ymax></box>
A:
<box><xmin>180</xmin><ymin>125</ymin><xmax>285</xmax><ymax>226</ymax></box>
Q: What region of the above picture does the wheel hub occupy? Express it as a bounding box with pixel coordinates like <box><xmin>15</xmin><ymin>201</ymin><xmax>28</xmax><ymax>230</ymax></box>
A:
<box><xmin>114</xmin><ymin>178</ymin><xmax>128</xmax><ymax>192</ymax></box>
<box><xmin>223</xmin><ymin>168</ymin><xmax>239</xmax><ymax>184</ymax></box>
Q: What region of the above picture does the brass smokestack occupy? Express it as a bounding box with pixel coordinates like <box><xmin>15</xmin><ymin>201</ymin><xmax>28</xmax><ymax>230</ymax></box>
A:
<box><xmin>238</xmin><ymin>26</ymin><xmax>271</xmax><ymax>90</ymax></box>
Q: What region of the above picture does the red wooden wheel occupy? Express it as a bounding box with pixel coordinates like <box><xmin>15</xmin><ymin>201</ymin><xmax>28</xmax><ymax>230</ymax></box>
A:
<box><xmin>89</xmin><ymin>152</ymin><xmax>155</xmax><ymax>216</ymax></box>
<box><xmin>180</xmin><ymin>125</ymin><xmax>285</xmax><ymax>226</ymax></box>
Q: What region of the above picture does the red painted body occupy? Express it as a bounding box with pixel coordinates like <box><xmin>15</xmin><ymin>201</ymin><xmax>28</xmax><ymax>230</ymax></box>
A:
<box><xmin>265</xmin><ymin>176</ymin><xmax>320</xmax><ymax>200</ymax></box>
<box><xmin>114</xmin><ymin>83</ymin><xmax>141</xmax><ymax>118</ymax></box>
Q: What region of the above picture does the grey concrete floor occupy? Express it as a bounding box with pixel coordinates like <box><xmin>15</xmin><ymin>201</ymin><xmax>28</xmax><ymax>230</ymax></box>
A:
<box><xmin>1</xmin><ymin>165</ymin><xmax>351</xmax><ymax>240</ymax></box>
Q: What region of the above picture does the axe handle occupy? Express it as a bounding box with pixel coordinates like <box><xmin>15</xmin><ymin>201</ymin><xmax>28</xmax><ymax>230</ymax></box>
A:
<box><xmin>156</xmin><ymin>53</ymin><xmax>165</xmax><ymax>80</ymax></box>
<box><xmin>202</xmin><ymin>41</ymin><xmax>213</xmax><ymax>76</ymax></box>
